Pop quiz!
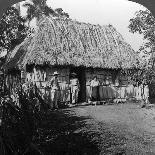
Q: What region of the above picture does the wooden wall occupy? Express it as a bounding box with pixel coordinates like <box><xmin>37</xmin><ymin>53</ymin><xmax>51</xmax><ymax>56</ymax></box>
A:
<box><xmin>27</xmin><ymin>66</ymin><xmax>71</xmax><ymax>103</ymax></box>
<box><xmin>6</xmin><ymin>66</ymin><xmax>138</xmax><ymax>104</ymax></box>
<box><xmin>5</xmin><ymin>66</ymin><xmax>71</xmax><ymax>104</ymax></box>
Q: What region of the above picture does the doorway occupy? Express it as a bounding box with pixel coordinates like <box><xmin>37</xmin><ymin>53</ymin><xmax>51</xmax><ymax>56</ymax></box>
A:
<box><xmin>70</xmin><ymin>67</ymin><xmax>86</xmax><ymax>103</ymax></box>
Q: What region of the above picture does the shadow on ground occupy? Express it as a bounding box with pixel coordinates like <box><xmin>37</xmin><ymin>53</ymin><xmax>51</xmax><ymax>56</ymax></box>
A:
<box><xmin>35</xmin><ymin>108</ymin><xmax>99</xmax><ymax>155</ymax></box>
<box><xmin>33</xmin><ymin>105</ymin><xmax>155</xmax><ymax>155</ymax></box>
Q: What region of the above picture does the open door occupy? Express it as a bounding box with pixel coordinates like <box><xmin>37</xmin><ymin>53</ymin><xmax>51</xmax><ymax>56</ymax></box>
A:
<box><xmin>70</xmin><ymin>67</ymin><xmax>86</xmax><ymax>103</ymax></box>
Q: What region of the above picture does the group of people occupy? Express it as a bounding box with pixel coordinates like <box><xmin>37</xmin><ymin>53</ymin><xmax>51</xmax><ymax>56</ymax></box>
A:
<box><xmin>47</xmin><ymin>73</ymin><xmax>114</xmax><ymax>109</ymax></box>
<box><xmin>46</xmin><ymin>71</ymin><xmax>150</xmax><ymax>109</ymax></box>
<box><xmin>47</xmin><ymin>71</ymin><xmax>80</xmax><ymax>109</ymax></box>
<box><xmin>89</xmin><ymin>76</ymin><xmax>116</xmax><ymax>102</ymax></box>
<box><xmin>134</xmin><ymin>81</ymin><xmax>150</xmax><ymax>106</ymax></box>
<box><xmin>89</xmin><ymin>76</ymin><xmax>150</xmax><ymax>106</ymax></box>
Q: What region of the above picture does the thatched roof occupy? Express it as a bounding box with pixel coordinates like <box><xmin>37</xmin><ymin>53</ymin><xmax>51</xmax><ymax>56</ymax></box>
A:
<box><xmin>4</xmin><ymin>16</ymin><xmax>139</xmax><ymax>70</ymax></box>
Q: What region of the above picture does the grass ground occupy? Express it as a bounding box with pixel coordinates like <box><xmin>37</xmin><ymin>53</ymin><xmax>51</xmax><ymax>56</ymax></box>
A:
<box><xmin>36</xmin><ymin>102</ymin><xmax>155</xmax><ymax>155</ymax></box>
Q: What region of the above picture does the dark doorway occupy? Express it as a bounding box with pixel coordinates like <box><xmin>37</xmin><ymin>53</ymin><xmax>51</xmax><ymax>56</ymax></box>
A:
<box><xmin>70</xmin><ymin>67</ymin><xmax>86</xmax><ymax>103</ymax></box>
<box><xmin>149</xmin><ymin>83</ymin><xmax>155</xmax><ymax>104</ymax></box>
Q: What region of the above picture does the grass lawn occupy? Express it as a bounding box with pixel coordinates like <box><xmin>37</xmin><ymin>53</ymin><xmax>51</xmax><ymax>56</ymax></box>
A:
<box><xmin>33</xmin><ymin>102</ymin><xmax>155</xmax><ymax>155</ymax></box>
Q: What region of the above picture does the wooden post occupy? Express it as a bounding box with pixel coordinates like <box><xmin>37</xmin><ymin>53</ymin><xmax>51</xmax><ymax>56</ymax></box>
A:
<box><xmin>70</xmin><ymin>87</ymin><xmax>72</xmax><ymax>104</ymax></box>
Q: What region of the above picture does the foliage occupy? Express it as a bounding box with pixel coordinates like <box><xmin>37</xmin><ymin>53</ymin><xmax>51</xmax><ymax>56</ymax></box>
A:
<box><xmin>0</xmin><ymin>83</ymin><xmax>99</xmax><ymax>155</ymax></box>
<box><xmin>0</xmin><ymin>84</ymin><xmax>48</xmax><ymax>155</ymax></box>
<box><xmin>54</xmin><ymin>8</ymin><xmax>69</xmax><ymax>18</ymax></box>
<box><xmin>0</xmin><ymin>7</ymin><xmax>28</xmax><ymax>51</ymax></box>
<box><xmin>128</xmin><ymin>9</ymin><xmax>155</xmax><ymax>84</ymax></box>
<box><xmin>120</xmin><ymin>65</ymin><xmax>155</xmax><ymax>85</ymax></box>
<box><xmin>128</xmin><ymin>9</ymin><xmax>155</xmax><ymax>50</ymax></box>
<box><xmin>23</xmin><ymin>0</ymin><xmax>69</xmax><ymax>25</ymax></box>
<box><xmin>128</xmin><ymin>9</ymin><xmax>155</xmax><ymax>61</ymax></box>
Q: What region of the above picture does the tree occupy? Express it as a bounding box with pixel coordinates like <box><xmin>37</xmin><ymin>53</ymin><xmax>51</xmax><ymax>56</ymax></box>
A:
<box><xmin>0</xmin><ymin>6</ymin><xmax>28</xmax><ymax>51</ymax></box>
<box><xmin>23</xmin><ymin>0</ymin><xmax>69</xmax><ymax>26</ymax></box>
<box><xmin>128</xmin><ymin>9</ymin><xmax>155</xmax><ymax>84</ymax></box>
<box><xmin>23</xmin><ymin>0</ymin><xmax>55</xmax><ymax>25</ymax></box>
<box><xmin>128</xmin><ymin>9</ymin><xmax>155</xmax><ymax>63</ymax></box>
<box><xmin>54</xmin><ymin>8</ymin><xmax>69</xmax><ymax>18</ymax></box>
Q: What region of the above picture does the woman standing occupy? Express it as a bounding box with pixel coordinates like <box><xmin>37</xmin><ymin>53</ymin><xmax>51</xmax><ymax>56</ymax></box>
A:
<box><xmin>90</xmin><ymin>76</ymin><xmax>100</xmax><ymax>102</ymax></box>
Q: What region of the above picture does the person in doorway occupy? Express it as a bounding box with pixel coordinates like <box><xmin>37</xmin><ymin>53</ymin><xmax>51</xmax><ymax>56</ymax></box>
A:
<box><xmin>48</xmin><ymin>71</ymin><xmax>60</xmax><ymax>109</ymax></box>
<box><xmin>70</xmin><ymin>72</ymin><xmax>80</xmax><ymax>104</ymax></box>
<box><xmin>90</xmin><ymin>76</ymin><xmax>100</xmax><ymax>102</ymax></box>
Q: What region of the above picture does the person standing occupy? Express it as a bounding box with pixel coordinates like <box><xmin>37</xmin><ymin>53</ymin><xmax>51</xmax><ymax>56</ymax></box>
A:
<box><xmin>48</xmin><ymin>71</ymin><xmax>60</xmax><ymax>109</ymax></box>
<box><xmin>70</xmin><ymin>73</ymin><xmax>80</xmax><ymax>104</ymax></box>
<box><xmin>143</xmin><ymin>84</ymin><xmax>149</xmax><ymax>104</ymax></box>
<box><xmin>141</xmin><ymin>80</ymin><xmax>149</xmax><ymax>107</ymax></box>
<box><xmin>90</xmin><ymin>76</ymin><xmax>100</xmax><ymax>102</ymax></box>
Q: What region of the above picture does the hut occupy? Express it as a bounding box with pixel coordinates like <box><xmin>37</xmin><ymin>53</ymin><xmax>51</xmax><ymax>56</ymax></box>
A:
<box><xmin>3</xmin><ymin>16</ymin><xmax>140</xmax><ymax>104</ymax></box>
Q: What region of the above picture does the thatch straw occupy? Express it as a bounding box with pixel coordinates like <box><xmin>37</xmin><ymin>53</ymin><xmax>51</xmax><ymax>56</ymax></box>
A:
<box><xmin>4</xmin><ymin>16</ymin><xmax>139</xmax><ymax>70</ymax></box>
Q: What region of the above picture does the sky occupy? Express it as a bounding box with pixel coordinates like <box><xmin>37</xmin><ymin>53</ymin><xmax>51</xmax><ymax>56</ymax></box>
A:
<box><xmin>19</xmin><ymin>0</ymin><xmax>147</xmax><ymax>52</ymax></box>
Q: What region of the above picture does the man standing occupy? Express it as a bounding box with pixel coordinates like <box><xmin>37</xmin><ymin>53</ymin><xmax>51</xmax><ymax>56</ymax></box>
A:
<box><xmin>48</xmin><ymin>71</ymin><xmax>60</xmax><ymax>109</ymax></box>
<box><xmin>70</xmin><ymin>73</ymin><xmax>80</xmax><ymax>104</ymax></box>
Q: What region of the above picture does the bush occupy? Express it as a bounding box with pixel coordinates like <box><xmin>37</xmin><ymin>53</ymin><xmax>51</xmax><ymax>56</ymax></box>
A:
<box><xmin>0</xmin><ymin>85</ymin><xmax>46</xmax><ymax>155</ymax></box>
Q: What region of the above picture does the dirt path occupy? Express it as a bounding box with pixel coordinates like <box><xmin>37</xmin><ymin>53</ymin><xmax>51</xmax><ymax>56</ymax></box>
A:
<box><xmin>71</xmin><ymin>103</ymin><xmax>155</xmax><ymax>154</ymax></box>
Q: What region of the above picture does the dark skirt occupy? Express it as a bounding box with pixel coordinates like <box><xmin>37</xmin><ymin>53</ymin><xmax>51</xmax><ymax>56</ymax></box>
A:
<box><xmin>91</xmin><ymin>86</ymin><xmax>100</xmax><ymax>101</ymax></box>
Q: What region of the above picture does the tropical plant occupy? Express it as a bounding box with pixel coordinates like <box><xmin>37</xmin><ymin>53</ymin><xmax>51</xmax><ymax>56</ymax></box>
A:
<box><xmin>23</xmin><ymin>0</ymin><xmax>55</xmax><ymax>25</ymax></box>
<box><xmin>0</xmin><ymin>84</ymin><xmax>47</xmax><ymax>155</ymax></box>
<box><xmin>127</xmin><ymin>9</ymin><xmax>155</xmax><ymax>85</ymax></box>
<box><xmin>54</xmin><ymin>8</ymin><xmax>69</xmax><ymax>18</ymax></box>
<box><xmin>128</xmin><ymin>9</ymin><xmax>155</xmax><ymax>64</ymax></box>
<box><xmin>23</xmin><ymin>0</ymin><xmax>69</xmax><ymax>26</ymax></box>
<box><xmin>0</xmin><ymin>6</ymin><xmax>28</xmax><ymax>51</ymax></box>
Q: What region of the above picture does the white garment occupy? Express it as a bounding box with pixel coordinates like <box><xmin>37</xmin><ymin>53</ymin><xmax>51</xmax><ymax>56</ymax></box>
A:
<box><xmin>135</xmin><ymin>86</ymin><xmax>142</xmax><ymax>100</ymax></box>
<box><xmin>120</xmin><ymin>87</ymin><xmax>126</xmax><ymax>98</ymax></box>
<box><xmin>70</xmin><ymin>78</ymin><xmax>79</xmax><ymax>84</ymax></box>
<box><xmin>50</xmin><ymin>77</ymin><xmax>60</xmax><ymax>90</ymax></box>
<box><xmin>50</xmin><ymin>89</ymin><xmax>59</xmax><ymax>108</ymax></box>
<box><xmin>90</xmin><ymin>80</ymin><xmax>100</xmax><ymax>87</ymax></box>
<box><xmin>70</xmin><ymin>78</ymin><xmax>80</xmax><ymax>104</ymax></box>
<box><xmin>143</xmin><ymin>85</ymin><xmax>149</xmax><ymax>103</ymax></box>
